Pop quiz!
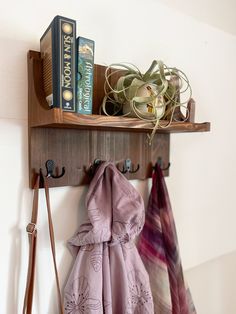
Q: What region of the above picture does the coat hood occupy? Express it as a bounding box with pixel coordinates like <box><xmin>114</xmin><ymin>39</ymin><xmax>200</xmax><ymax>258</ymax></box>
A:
<box><xmin>69</xmin><ymin>162</ymin><xmax>145</xmax><ymax>250</ymax></box>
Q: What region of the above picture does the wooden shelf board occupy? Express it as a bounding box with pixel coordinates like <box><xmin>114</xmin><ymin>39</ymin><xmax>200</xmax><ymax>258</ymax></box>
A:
<box><xmin>31</xmin><ymin>109</ymin><xmax>210</xmax><ymax>133</ymax></box>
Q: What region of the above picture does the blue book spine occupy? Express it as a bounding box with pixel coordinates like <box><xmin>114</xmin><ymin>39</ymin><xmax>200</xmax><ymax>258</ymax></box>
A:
<box><xmin>76</xmin><ymin>37</ymin><xmax>94</xmax><ymax>114</ymax></box>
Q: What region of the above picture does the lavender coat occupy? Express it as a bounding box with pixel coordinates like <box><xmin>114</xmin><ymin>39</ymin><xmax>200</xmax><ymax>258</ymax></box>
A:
<box><xmin>64</xmin><ymin>162</ymin><xmax>154</xmax><ymax>314</ymax></box>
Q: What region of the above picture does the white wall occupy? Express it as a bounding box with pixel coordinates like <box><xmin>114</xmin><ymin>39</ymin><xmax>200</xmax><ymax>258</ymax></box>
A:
<box><xmin>185</xmin><ymin>251</ymin><xmax>236</xmax><ymax>314</ymax></box>
<box><xmin>157</xmin><ymin>0</ymin><xmax>236</xmax><ymax>35</ymax></box>
<box><xmin>1</xmin><ymin>0</ymin><xmax>236</xmax><ymax>312</ymax></box>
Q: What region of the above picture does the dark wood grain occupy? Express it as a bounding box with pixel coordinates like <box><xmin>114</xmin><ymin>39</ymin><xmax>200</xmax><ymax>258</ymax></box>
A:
<box><xmin>186</xmin><ymin>98</ymin><xmax>196</xmax><ymax>123</ymax></box>
<box><xmin>92</xmin><ymin>64</ymin><xmax>108</xmax><ymax>114</ymax></box>
<box><xmin>61</xmin><ymin>113</ymin><xmax>210</xmax><ymax>133</ymax></box>
<box><xmin>28</xmin><ymin>51</ymin><xmax>63</xmax><ymax>127</ymax></box>
<box><xmin>29</xmin><ymin>128</ymin><xmax>170</xmax><ymax>188</ymax></box>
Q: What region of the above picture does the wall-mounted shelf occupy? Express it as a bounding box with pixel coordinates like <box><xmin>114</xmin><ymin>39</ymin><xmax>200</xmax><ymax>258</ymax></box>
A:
<box><xmin>30</xmin><ymin>108</ymin><xmax>210</xmax><ymax>133</ymax></box>
<box><xmin>28</xmin><ymin>50</ymin><xmax>210</xmax><ymax>188</ymax></box>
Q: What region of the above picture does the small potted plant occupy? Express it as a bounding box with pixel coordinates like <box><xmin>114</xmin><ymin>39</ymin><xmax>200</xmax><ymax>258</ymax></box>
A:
<box><xmin>101</xmin><ymin>60</ymin><xmax>192</xmax><ymax>143</ymax></box>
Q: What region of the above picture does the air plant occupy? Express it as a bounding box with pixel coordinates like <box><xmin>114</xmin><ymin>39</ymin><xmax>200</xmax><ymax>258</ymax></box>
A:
<box><xmin>101</xmin><ymin>60</ymin><xmax>192</xmax><ymax>144</ymax></box>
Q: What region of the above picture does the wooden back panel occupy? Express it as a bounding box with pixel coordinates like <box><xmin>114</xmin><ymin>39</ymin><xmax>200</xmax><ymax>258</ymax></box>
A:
<box><xmin>28</xmin><ymin>51</ymin><xmax>170</xmax><ymax>188</ymax></box>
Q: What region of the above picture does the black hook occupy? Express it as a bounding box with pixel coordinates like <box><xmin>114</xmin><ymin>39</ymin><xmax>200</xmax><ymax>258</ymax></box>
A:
<box><xmin>154</xmin><ymin>157</ymin><xmax>171</xmax><ymax>171</ymax></box>
<box><xmin>42</xmin><ymin>159</ymin><xmax>65</xmax><ymax>179</ymax></box>
<box><xmin>117</xmin><ymin>159</ymin><xmax>140</xmax><ymax>174</ymax></box>
<box><xmin>84</xmin><ymin>159</ymin><xmax>104</xmax><ymax>177</ymax></box>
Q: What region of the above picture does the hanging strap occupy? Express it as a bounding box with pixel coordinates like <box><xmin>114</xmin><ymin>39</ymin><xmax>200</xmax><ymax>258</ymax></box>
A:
<box><xmin>23</xmin><ymin>174</ymin><xmax>64</xmax><ymax>314</ymax></box>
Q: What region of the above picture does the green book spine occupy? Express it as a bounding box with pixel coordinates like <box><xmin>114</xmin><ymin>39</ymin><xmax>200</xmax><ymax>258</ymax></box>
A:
<box><xmin>40</xmin><ymin>15</ymin><xmax>76</xmax><ymax>112</ymax></box>
<box><xmin>76</xmin><ymin>37</ymin><xmax>94</xmax><ymax>114</ymax></box>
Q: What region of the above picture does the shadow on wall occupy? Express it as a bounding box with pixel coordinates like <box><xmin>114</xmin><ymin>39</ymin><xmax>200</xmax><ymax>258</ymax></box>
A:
<box><xmin>44</xmin><ymin>185</ymin><xmax>88</xmax><ymax>314</ymax></box>
<box><xmin>7</xmin><ymin>216</ymin><xmax>22</xmax><ymax>313</ymax></box>
<box><xmin>185</xmin><ymin>250</ymin><xmax>236</xmax><ymax>314</ymax></box>
<box><xmin>131</xmin><ymin>178</ymin><xmax>150</xmax><ymax>209</ymax></box>
<box><xmin>6</xmin><ymin>121</ymin><xmax>29</xmax><ymax>313</ymax></box>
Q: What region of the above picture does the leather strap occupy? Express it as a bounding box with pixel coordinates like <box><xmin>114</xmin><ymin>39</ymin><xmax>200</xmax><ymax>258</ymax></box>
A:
<box><xmin>23</xmin><ymin>174</ymin><xmax>64</xmax><ymax>314</ymax></box>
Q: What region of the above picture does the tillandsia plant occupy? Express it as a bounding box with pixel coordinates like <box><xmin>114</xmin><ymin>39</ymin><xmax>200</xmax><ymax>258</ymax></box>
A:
<box><xmin>101</xmin><ymin>60</ymin><xmax>192</xmax><ymax>144</ymax></box>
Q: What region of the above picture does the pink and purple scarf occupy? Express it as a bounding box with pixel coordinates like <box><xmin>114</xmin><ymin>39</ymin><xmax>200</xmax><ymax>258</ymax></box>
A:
<box><xmin>137</xmin><ymin>164</ymin><xmax>196</xmax><ymax>314</ymax></box>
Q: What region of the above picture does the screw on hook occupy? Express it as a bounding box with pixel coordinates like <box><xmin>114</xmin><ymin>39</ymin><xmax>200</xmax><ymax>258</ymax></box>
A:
<box><xmin>117</xmin><ymin>159</ymin><xmax>140</xmax><ymax>174</ymax></box>
<box><xmin>45</xmin><ymin>160</ymin><xmax>65</xmax><ymax>179</ymax></box>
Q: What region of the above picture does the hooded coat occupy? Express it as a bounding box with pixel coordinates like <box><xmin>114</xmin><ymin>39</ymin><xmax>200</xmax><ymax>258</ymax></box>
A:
<box><xmin>64</xmin><ymin>162</ymin><xmax>154</xmax><ymax>314</ymax></box>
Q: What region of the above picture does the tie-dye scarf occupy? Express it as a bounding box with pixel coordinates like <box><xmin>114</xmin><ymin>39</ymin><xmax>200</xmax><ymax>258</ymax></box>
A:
<box><xmin>137</xmin><ymin>164</ymin><xmax>196</xmax><ymax>314</ymax></box>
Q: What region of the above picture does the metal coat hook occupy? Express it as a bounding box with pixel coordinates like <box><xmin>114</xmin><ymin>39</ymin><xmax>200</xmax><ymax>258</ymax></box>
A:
<box><xmin>42</xmin><ymin>159</ymin><xmax>65</xmax><ymax>179</ymax></box>
<box><xmin>117</xmin><ymin>159</ymin><xmax>140</xmax><ymax>174</ymax></box>
<box><xmin>155</xmin><ymin>157</ymin><xmax>171</xmax><ymax>171</ymax></box>
<box><xmin>84</xmin><ymin>159</ymin><xmax>104</xmax><ymax>177</ymax></box>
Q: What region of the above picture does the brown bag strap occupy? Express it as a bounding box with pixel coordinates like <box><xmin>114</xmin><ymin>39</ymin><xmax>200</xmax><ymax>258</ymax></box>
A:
<box><xmin>23</xmin><ymin>174</ymin><xmax>64</xmax><ymax>314</ymax></box>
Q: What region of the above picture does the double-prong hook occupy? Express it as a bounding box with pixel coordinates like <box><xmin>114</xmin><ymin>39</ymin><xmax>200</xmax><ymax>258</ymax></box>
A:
<box><xmin>41</xmin><ymin>159</ymin><xmax>65</xmax><ymax>179</ymax></box>
<box><xmin>84</xmin><ymin>159</ymin><xmax>104</xmax><ymax>177</ymax></box>
<box><xmin>117</xmin><ymin>159</ymin><xmax>140</xmax><ymax>174</ymax></box>
<box><xmin>154</xmin><ymin>157</ymin><xmax>171</xmax><ymax>171</ymax></box>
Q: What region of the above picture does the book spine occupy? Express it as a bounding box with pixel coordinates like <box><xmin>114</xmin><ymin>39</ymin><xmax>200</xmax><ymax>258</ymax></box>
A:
<box><xmin>57</xmin><ymin>16</ymin><xmax>76</xmax><ymax>111</ymax></box>
<box><xmin>40</xmin><ymin>16</ymin><xmax>76</xmax><ymax>111</ymax></box>
<box><xmin>76</xmin><ymin>37</ymin><xmax>94</xmax><ymax>114</ymax></box>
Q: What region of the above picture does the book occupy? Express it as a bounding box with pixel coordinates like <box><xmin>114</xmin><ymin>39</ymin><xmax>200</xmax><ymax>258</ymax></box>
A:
<box><xmin>76</xmin><ymin>37</ymin><xmax>94</xmax><ymax>114</ymax></box>
<box><xmin>40</xmin><ymin>15</ymin><xmax>76</xmax><ymax>112</ymax></box>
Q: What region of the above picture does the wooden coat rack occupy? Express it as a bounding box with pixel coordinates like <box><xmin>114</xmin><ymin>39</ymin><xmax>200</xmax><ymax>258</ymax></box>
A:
<box><xmin>28</xmin><ymin>50</ymin><xmax>210</xmax><ymax>188</ymax></box>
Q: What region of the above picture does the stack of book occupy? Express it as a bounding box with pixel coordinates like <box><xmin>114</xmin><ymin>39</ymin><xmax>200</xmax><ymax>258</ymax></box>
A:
<box><xmin>40</xmin><ymin>15</ymin><xmax>94</xmax><ymax>114</ymax></box>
